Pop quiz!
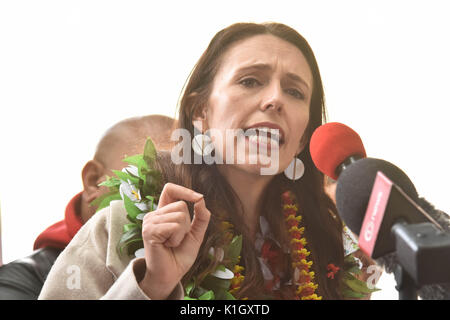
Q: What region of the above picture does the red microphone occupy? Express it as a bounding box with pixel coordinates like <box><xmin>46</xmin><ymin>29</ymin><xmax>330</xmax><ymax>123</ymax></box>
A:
<box><xmin>310</xmin><ymin>122</ymin><xmax>366</xmax><ymax>180</ymax></box>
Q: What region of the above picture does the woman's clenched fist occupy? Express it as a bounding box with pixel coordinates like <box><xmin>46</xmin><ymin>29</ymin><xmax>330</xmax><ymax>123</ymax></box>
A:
<box><xmin>138</xmin><ymin>183</ymin><xmax>211</xmax><ymax>299</ymax></box>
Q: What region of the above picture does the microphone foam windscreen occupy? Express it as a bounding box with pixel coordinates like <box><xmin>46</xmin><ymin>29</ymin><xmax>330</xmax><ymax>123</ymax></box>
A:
<box><xmin>336</xmin><ymin>157</ymin><xmax>418</xmax><ymax>235</ymax></box>
<box><xmin>310</xmin><ymin>122</ymin><xmax>367</xmax><ymax>180</ymax></box>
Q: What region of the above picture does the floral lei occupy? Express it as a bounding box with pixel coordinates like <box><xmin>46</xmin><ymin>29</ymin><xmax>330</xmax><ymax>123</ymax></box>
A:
<box><xmin>93</xmin><ymin>138</ymin><xmax>379</xmax><ymax>300</ymax></box>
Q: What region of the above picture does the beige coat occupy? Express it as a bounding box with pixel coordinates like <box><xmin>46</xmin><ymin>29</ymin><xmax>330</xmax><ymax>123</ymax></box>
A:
<box><xmin>38</xmin><ymin>200</ymin><xmax>184</xmax><ymax>300</ymax></box>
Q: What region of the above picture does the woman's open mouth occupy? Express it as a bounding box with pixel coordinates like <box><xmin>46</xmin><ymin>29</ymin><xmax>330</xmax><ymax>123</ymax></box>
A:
<box><xmin>245</xmin><ymin>127</ymin><xmax>284</xmax><ymax>150</ymax></box>
<box><xmin>243</xmin><ymin>121</ymin><xmax>285</xmax><ymax>151</ymax></box>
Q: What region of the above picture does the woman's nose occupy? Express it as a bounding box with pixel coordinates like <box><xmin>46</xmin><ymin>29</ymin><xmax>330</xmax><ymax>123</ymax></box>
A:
<box><xmin>260</xmin><ymin>82</ymin><xmax>284</xmax><ymax>113</ymax></box>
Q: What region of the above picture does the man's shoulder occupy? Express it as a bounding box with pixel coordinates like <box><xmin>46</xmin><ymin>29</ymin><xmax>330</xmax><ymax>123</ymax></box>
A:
<box><xmin>0</xmin><ymin>247</ymin><xmax>62</xmax><ymax>299</ymax></box>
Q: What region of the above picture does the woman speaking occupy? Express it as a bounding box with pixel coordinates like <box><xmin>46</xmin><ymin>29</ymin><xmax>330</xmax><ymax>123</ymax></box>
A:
<box><xmin>39</xmin><ymin>22</ymin><xmax>374</xmax><ymax>300</ymax></box>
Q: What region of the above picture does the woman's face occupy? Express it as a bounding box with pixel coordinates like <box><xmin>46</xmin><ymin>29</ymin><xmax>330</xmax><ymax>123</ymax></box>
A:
<box><xmin>197</xmin><ymin>34</ymin><xmax>313</xmax><ymax>176</ymax></box>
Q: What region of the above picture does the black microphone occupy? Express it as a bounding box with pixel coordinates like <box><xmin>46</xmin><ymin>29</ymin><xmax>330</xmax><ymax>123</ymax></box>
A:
<box><xmin>336</xmin><ymin>157</ymin><xmax>450</xmax><ymax>299</ymax></box>
<box><xmin>336</xmin><ymin>157</ymin><xmax>420</xmax><ymax>237</ymax></box>
<box><xmin>309</xmin><ymin>122</ymin><xmax>450</xmax><ymax>299</ymax></box>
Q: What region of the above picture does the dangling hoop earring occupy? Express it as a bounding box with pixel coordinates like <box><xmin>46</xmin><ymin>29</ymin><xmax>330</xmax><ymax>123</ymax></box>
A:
<box><xmin>284</xmin><ymin>157</ymin><xmax>305</xmax><ymax>181</ymax></box>
<box><xmin>192</xmin><ymin>133</ymin><xmax>214</xmax><ymax>156</ymax></box>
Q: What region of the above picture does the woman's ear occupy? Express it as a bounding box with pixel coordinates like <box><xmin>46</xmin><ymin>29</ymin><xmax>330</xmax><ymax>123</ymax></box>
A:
<box><xmin>189</xmin><ymin>92</ymin><xmax>208</xmax><ymax>132</ymax></box>
<box><xmin>81</xmin><ymin>160</ymin><xmax>106</xmax><ymax>203</ymax></box>
<box><xmin>192</xmin><ymin>112</ymin><xmax>207</xmax><ymax>133</ymax></box>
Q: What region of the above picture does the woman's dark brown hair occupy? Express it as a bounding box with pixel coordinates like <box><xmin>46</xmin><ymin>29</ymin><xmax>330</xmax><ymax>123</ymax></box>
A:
<box><xmin>159</xmin><ymin>22</ymin><xmax>344</xmax><ymax>299</ymax></box>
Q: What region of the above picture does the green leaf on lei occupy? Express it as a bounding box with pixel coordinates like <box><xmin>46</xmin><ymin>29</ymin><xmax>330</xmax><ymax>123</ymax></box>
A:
<box><xmin>123</xmin><ymin>223</ymin><xmax>138</xmax><ymax>233</ymax></box>
<box><xmin>227</xmin><ymin>235</ymin><xmax>243</xmax><ymax>266</ymax></box>
<box><xmin>216</xmin><ymin>264</ymin><xmax>226</xmax><ymax>272</ymax></box>
<box><xmin>343</xmin><ymin>273</ymin><xmax>380</xmax><ymax>294</ymax></box>
<box><xmin>143</xmin><ymin>137</ymin><xmax>157</xmax><ymax>166</ymax></box>
<box><xmin>98</xmin><ymin>177</ymin><xmax>122</xmax><ymax>188</ymax></box>
<box><xmin>117</xmin><ymin>225</ymin><xmax>142</xmax><ymax>255</ymax></box>
<box><xmin>201</xmin><ymin>274</ymin><xmax>232</xmax><ymax>293</ymax></box>
<box><xmin>199</xmin><ymin>290</ymin><xmax>215</xmax><ymax>300</ymax></box>
<box><xmin>145</xmin><ymin>195</ymin><xmax>157</xmax><ymax>211</ymax></box>
<box><xmin>344</xmin><ymin>253</ymin><xmax>361</xmax><ymax>267</ymax></box>
<box><xmin>122</xmin><ymin>194</ymin><xmax>143</xmax><ymax>222</ymax></box>
<box><xmin>342</xmin><ymin>288</ymin><xmax>367</xmax><ymax>299</ymax></box>
<box><xmin>123</xmin><ymin>154</ymin><xmax>147</xmax><ymax>173</ymax></box>
<box><xmin>192</xmin><ymin>286</ymin><xmax>209</xmax><ymax>298</ymax></box>
<box><xmin>345</xmin><ymin>264</ymin><xmax>363</xmax><ymax>275</ymax></box>
<box><xmin>341</xmin><ymin>253</ymin><xmax>381</xmax><ymax>298</ymax></box>
<box><xmin>140</xmin><ymin>138</ymin><xmax>163</xmax><ymax>197</ymax></box>
<box><xmin>185</xmin><ymin>281</ymin><xmax>195</xmax><ymax>297</ymax></box>
<box><xmin>143</xmin><ymin>170</ymin><xmax>162</xmax><ymax>198</ymax></box>
<box><xmin>112</xmin><ymin>170</ymin><xmax>140</xmax><ymax>185</ymax></box>
<box><xmin>222</xmin><ymin>291</ymin><xmax>237</xmax><ymax>300</ymax></box>
<box><xmin>91</xmin><ymin>190</ymin><xmax>122</xmax><ymax>212</ymax></box>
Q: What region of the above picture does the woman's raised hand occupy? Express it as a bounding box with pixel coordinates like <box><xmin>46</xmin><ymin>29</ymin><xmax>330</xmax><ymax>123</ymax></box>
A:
<box><xmin>138</xmin><ymin>183</ymin><xmax>211</xmax><ymax>299</ymax></box>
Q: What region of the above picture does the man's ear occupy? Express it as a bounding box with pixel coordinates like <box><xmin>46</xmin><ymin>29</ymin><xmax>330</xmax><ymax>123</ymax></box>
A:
<box><xmin>81</xmin><ymin>160</ymin><xmax>106</xmax><ymax>204</ymax></box>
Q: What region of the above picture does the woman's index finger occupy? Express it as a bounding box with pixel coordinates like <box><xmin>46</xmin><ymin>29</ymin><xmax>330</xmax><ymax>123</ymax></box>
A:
<box><xmin>157</xmin><ymin>183</ymin><xmax>203</xmax><ymax>208</ymax></box>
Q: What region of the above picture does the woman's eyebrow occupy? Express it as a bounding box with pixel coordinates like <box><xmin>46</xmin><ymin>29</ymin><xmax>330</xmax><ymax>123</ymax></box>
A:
<box><xmin>235</xmin><ymin>63</ymin><xmax>311</xmax><ymax>90</ymax></box>
<box><xmin>286</xmin><ymin>72</ymin><xmax>311</xmax><ymax>91</ymax></box>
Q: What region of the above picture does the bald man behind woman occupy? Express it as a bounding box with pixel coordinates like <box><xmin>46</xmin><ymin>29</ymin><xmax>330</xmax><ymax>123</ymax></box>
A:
<box><xmin>0</xmin><ymin>115</ymin><xmax>176</xmax><ymax>300</ymax></box>
<box><xmin>80</xmin><ymin>115</ymin><xmax>176</xmax><ymax>223</ymax></box>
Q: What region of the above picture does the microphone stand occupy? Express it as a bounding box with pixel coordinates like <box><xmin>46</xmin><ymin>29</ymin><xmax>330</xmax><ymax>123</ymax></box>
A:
<box><xmin>391</xmin><ymin>222</ymin><xmax>450</xmax><ymax>300</ymax></box>
<box><xmin>393</xmin><ymin>264</ymin><xmax>418</xmax><ymax>300</ymax></box>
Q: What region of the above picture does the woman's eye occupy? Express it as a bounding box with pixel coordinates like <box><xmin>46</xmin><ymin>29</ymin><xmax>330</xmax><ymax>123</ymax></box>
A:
<box><xmin>239</xmin><ymin>78</ymin><xmax>260</xmax><ymax>88</ymax></box>
<box><xmin>286</xmin><ymin>88</ymin><xmax>305</xmax><ymax>100</ymax></box>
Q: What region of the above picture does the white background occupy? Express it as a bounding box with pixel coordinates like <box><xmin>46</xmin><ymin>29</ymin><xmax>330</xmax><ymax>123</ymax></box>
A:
<box><xmin>1</xmin><ymin>1</ymin><xmax>449</xmax><ymax>300</ymax></box>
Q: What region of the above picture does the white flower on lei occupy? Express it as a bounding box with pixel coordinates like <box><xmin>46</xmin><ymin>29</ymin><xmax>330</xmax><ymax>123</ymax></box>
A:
<box><xmin>119</xmin><ymin>165</ymin><xmax>151</xmax><ymax>212</ymax></box>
